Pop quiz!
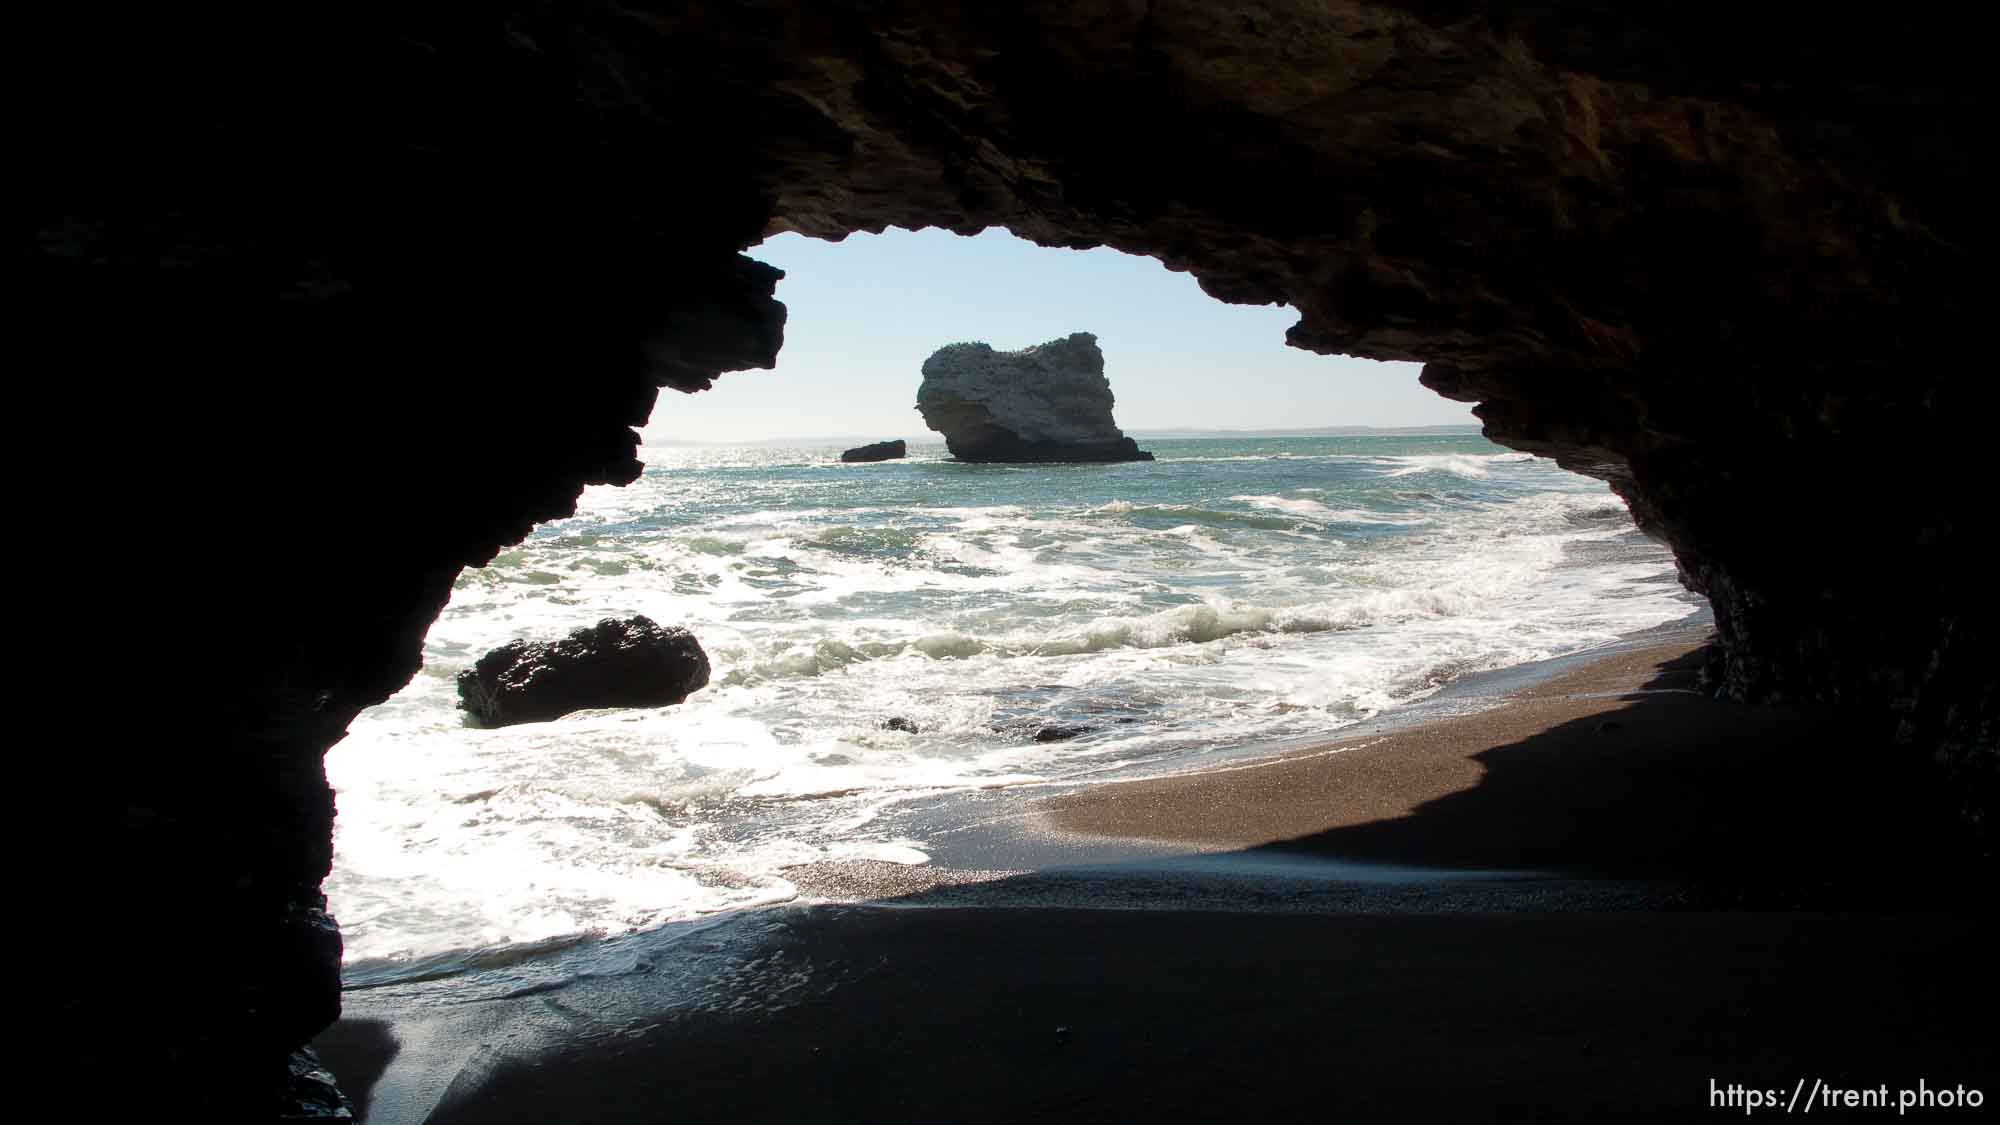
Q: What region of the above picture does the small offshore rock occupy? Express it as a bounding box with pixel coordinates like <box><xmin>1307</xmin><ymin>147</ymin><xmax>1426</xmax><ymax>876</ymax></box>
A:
<box><xmin>1033</xmin><ymin>724</ymin><xmax>1092</xmax><ymax>742</ymax></box>
<box><xmin>457</xmin><ymin>615</ymin><xmax>710</xmax><ymax>727</ymax></box>
<box><xmin>882</xmin><ymin>716</ymin><xmax>922</xmax><ymax>733</ymax></box>
<box><xmin>916</xmin><ymin>332</ymin><xmax>1153</xmax><ymax>462</ymax></box>
<box><xmin>841</xmin><ymin>439</ymin><xmax>907</xmax><ymax>463</ymax></box>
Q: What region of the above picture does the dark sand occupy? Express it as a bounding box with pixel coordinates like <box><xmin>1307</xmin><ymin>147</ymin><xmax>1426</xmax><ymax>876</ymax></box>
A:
<box><xmin>406</xmin><ymin>909</ymin><xmax>1993</xmax><ymax>1124</ymax></box>
<box><xmin>319</xmin><ymin>632</ymin><xmax>1995</xmax><ymax>1122</ymax></box>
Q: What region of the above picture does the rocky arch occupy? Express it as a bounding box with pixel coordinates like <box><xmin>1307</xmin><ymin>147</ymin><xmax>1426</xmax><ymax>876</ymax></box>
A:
<box><xmin>33</xmin><ymin>1</ymin><xmax>1985</xmax><ymax>1111</ymax></box>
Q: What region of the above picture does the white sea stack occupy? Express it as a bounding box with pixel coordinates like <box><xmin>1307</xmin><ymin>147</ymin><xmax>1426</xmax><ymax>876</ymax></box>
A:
<box><xmin>916</xmin><ymin>332</ymin><xmax>1154</xmax><ymax>462</ymax></box>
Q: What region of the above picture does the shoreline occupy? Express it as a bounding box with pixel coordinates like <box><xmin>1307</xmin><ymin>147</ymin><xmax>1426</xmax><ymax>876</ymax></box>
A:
<box><xmin>331</xmin><ymin>905</ymin><xmax>1995</xmax><ymax>1125</ymax></box>
<box><xmin>341</xmin><ymin>615</ymin><xmax>1715</xmax><ymax>988</ymax></box>
<box><xmin>799</xmin><ymin>613</ymin><xmax>1719</xmax><ymax>886</ymax></box>
<box><xmin>782</xmin><ymin>613</ymin><xmax>1969</xmax><ymax>910</ymax></box>
<box><xmin>1039</xmin><ymin>624</ymin><xmax>1730</xmax><ymax>868</ymax></box>
<box><xmin>1027</xmin><ymin>618</ymin><xmax>1976</xmax><ymax>897</ymax></box>
<box><xmin>316</xmin><ymin>623</ymin><xmax>1992</xmax><ymax>1122</ymax></box>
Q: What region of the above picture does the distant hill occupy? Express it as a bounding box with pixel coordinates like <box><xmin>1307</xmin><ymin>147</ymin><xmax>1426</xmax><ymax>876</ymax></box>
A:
<box><xmin>1127</xmin><ymin>423</ymin><xmax>1483</xmax><ymax>439</ymax></box>
<box><xmin>642</xmin><ymin>423</ymin><xmax>1483</xmax><ymax>447</ymax></box>
<box><xmin>642</xmin><ymin>433</ymin><xmax>933</xmax><ymax>448</ymax></box>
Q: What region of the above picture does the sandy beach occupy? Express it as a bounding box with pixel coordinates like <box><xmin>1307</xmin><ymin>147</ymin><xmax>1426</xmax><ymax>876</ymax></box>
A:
<box><xmin>1040</xmin><ymin>628</ymin><xmax>1972</xmax><ymax>893</ymax></box>
<box><xmin>318</xmin><ymin>630</ymin><xmax>1995</xmax><ymax>1122</ymax></box>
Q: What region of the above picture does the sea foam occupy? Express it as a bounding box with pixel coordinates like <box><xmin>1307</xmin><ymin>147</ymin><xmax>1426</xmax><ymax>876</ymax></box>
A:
<box><xmin>327</xmin><ymin>433</ymin><xmax>1698</xmax><ymax>973</ymax></box>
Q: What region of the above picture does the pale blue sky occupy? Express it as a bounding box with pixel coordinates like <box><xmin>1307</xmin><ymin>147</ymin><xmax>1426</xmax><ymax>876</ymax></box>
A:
<box><xmin>641</xmin><ymin>228</ymin><xmax>1476</xmax><ymax>442</ymax></box>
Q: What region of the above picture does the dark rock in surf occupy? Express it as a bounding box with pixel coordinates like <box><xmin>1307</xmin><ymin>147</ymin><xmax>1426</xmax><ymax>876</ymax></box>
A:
<box><xmin>1033</xmin><ymin>724</ymin><xmax>1093</xmax><ymax>743</ymax></box>
<box><xmin>841</xmin><ymin>439</ymin><xmax>906</xmax><ymax>463</ymax></box>
<box><xmin>882</xmin><ymin>716</ymin><xmax>921</xmax><ymax>733</ymax></box>
<box><xmin>457</xmin><ymin>615</ymin><xmax>710</xmax><ymax>727</ymax></box>
<box><xmin>917</xmin><ymin>333</ymin><xmax>1152</xmax><ymax>463</ymax></box>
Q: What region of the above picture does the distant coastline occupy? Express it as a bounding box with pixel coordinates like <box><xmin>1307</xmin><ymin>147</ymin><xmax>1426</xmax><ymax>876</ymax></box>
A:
<box><xmin>1129</xmin><ymin>423</ymin><xmax>1483</xmax><ymax>440</ymax></box>
<box><xmin>643</xmin><ymin>423</ymin><xmax>1484</xmax><ymax>447</ymax></box>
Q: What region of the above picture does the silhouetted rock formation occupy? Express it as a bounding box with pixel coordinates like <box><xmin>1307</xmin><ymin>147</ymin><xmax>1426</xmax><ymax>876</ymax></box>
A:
<box><xmin>917</xmin><ymin>333</ymin><xmax>1152</xmax><ymax>462</ymax></box>
<box><xmin>841</xmin><ymin>439</ymin><xmax>906</xmax><ymax>463</ymax></box>
<box><xmin>284</xmin><ymin>1047</ymin><xmax>354</xmax><ymax>1119</ymax></box>
<box><xmin>458</xmin><ymin>616</ymin><xmax>709</xmax><ymax>727</ymax></box>
<box><xmin>33</xmin><ymin>1</ymin><xmax>1988</xmax><ymax>1111</ymax></box>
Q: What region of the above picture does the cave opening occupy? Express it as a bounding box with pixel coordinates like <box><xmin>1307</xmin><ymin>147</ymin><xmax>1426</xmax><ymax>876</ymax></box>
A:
<box><xmin>322</xmin><ymin>226</ymin><xmax>1701</xmax><ymax>990</ymax></box>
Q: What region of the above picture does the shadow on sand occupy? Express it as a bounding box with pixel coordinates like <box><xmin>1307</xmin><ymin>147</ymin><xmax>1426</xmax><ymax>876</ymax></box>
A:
<box><xmin>326</xmin><ymin>643</ymin><xmax>1995</xmax><ymax>1123</ymax></box>
<box><xmin>1241</xmin><ymin>645</ymin><xmax>1982</xmax><ymax>900</ymax></box>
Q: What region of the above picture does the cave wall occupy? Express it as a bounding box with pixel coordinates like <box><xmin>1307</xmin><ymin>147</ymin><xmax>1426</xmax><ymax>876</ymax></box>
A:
<box><xmin>30</xmin><ymin>1</ymin><xmax>1985</xmax><ymax>1111</ymax></box>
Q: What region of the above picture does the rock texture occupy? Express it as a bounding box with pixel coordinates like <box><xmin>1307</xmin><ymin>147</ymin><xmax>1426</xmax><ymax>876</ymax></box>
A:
<box><xmin>457</xmin><ymin>616</ymin><xmax>710</xmax><ymax>727</ymax></box>
<box><xmin>841</xmin><ymin>439</ymin><xmax>906</xmax><ymax>463</ymax></box>
<box><xmin>917</xmin><ymin>333</ymin><xmax>1152</xmax><ymax>462</ymax></box>
<box><xmin>30</xmin><ymin>0</ymin><xmax>1988</xmax><ymax>1110</ymax></box>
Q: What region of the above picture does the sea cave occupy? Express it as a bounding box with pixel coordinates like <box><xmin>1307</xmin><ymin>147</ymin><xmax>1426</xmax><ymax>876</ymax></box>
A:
<box><xmin>32</xmin><ymin>2</ymin><xmax>1990</xmax><ymax>1118</ymax></box>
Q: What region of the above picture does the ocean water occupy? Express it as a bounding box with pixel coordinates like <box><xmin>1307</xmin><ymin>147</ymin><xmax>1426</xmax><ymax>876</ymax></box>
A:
<box><xmin>326</xmin><ymin>430</ymin><xmax>1698</xmax><ymax>980</ymax></box>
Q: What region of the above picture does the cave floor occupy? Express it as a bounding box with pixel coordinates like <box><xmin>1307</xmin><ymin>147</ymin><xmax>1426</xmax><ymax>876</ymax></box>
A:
<box><xmin>318</xmin><ymin>633</ymin><xmax>1994</xmax><ymax>1123</ymax></box>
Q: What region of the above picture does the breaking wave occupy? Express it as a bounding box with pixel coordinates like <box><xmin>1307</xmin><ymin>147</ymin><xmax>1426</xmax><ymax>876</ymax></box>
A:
<box><xmin>329</xmin><ymin>431</ymin><xmax>1698</xmax><ymax>972</ymax></box>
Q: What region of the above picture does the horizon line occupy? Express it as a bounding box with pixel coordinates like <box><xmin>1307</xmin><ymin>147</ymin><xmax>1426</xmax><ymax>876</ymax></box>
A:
<box><xmin>640</xmin><ymin>422</ymin><xmax>1485</xmax><ymax>447</ymax></box>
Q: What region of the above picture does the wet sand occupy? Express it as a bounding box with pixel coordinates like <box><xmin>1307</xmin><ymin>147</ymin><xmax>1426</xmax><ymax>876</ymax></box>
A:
<box><xmin>1044</xmin><ymin>633</ymin><xmax>1730</xmax><ymax>858</ymax></box>
<box><xmin>388</xmin><ymin>907</ymin><xmax>1993</xmax><ymax>1124</ymax></box>
<box><xmin>319</xmin><ymin>632</ymin><xmax>1994</xmax><ymax>1122</ymax></box>
<box><xmin>1045</xmin><ymin>629</ymin><xmax>1971</xmax><ymax>894</ymax></box>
